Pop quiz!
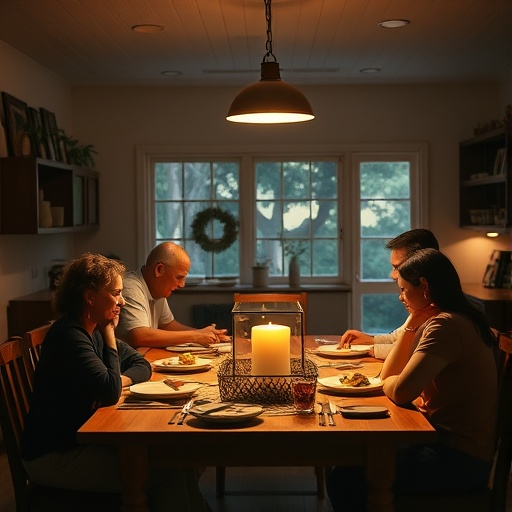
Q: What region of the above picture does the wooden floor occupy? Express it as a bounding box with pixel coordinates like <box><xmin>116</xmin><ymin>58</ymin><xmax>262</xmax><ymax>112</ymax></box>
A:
<box><xmin>2</xmin><ymin>447</ymin><xmax>511</xmax><ymax>512</ymax></box>
<box><xmin>0</xmin><ymin>447</ymin><xmax>332</xmax><ymax>512</ymax></box>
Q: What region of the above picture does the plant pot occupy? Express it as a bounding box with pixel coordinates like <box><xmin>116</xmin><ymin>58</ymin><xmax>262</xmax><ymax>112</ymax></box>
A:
<box><xmin>252</xmin><ymin>266</ymin><xmax>269</xmax><ymax>288</ymax></box>
<box><xmin>289</xmin><ymin>256</ymin><xmax>301</xmax><ymax>287</ymax></box>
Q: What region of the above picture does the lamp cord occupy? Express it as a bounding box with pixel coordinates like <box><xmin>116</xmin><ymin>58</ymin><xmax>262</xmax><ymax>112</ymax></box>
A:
<box><xmin>264</xmin><ymin>0</ymin><xmax>276</xmax><ymax>62</ymax></box>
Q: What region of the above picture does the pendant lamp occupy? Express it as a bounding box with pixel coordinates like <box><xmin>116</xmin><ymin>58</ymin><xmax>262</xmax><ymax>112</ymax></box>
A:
<box><xmin>226</xmin><ymin>0</ymin><xmax>315</xmax><ymax>124</ymax></box>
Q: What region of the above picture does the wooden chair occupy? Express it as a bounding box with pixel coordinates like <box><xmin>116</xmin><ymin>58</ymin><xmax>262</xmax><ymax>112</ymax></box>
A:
<box><xmin>23</xmin><ymin>322</ymin><xmax>53</xmax><ymax>378</ymax></box>
<box><xmin>0</xmin><ymin>336</ymin><xmax>121</xmax><ymax>512</ymax></box>
<box><xmin>395</xmin><ymin>331</ymin><xmax>512</xmax><ymax>512</ymax></box>
<box><xmin>216</xmin><ymin>292</ymin><xmax>326</xmax><ymax>499</ymax></box>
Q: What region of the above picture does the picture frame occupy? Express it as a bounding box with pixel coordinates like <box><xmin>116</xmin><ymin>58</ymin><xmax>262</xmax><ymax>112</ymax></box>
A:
<box><xmin>28</xmin><ymin>107</ymin><xmax>47</xmax><ymax>159</ymax></box>
<box><xmin>1</xmin><ymin>92</ymin><xmax>30</xmax><ymax>157</ymax></box>
<box><xmin>40</xmin><ymin>108</ymin><xmax>60</xmax><ymax>161</ymax></box>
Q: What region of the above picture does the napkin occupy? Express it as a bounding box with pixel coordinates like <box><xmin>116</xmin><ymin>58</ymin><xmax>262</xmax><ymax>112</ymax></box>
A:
<box><xmin>117</xmin><ymin>400</ymin><xmax>174</xmax><ymax>409</ymax></box>
<box><xmin>117</xmin><ymin>396</ymin><xmax>185</xmax><ymax>409</ymax></box>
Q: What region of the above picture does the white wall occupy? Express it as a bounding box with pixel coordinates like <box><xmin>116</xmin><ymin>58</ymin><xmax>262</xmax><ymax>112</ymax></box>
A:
<box><xmin>0</xmin><ymin>41</ymin><xmax>77</xmax><ymax>338</ymax></box>
<box><xmin>70</xmin><ymin>82</ymin><xmax>512</xmax><ymax>279</ymax></box>
<box><xmin>1</xmin><ymin>37</ymin><xmax>511</xmax><ymax>338</ymax></box>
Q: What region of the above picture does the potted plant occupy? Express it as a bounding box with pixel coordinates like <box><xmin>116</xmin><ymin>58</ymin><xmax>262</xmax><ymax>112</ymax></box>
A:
<box><xmin>58</xmin><ymin>130</ymin><xmax>97</xmax><ymax>168</ymax></box>
<box><xmin>252</xmin><ymin>258</ymin><xmax>270</xmax><ymax>288</ymax></box>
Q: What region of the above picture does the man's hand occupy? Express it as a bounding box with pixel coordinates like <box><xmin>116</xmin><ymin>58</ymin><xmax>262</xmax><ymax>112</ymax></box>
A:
<box><xmin>338</xmin><ymin>330</ymin><xmax>374</xmax><ymax>349</ymax></box>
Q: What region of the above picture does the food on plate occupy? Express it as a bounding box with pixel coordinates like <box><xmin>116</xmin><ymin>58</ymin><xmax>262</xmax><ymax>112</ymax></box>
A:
<box><xmin>163</xmin><ymin>378</ymin><xmax>184</xmax><ymax>390</ymax></box>
<box><xmin>178</xmin><ymin>352</ymin><xmax>197</xmax><ymax>365</ymax></box>
<box><xmin>339</xmin><ymin>372</ymin><xmax>370</xmax><ymax>387</ymax></box>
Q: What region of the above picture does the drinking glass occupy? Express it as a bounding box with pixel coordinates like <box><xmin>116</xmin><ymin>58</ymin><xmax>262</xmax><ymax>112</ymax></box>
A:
<box><xmin>291</xmin><ymin>378</ymin><xmax>317</xmax><ymax>414</ymax></box>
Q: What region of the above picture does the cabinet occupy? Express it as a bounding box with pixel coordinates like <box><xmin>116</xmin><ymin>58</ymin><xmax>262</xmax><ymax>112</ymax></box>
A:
<box><xmin>7</xmin><ymin>289</ymin><xmax>54</xmax><ymax>337</ymax></box>
<box><xmin>459</xmin><ymin>125</ymin><xmax>512</xmax><ymax>233</ymax></box>
<box><xmin>0</xmin><ymin>157</ymin><xmax>99</xmax><ymax>233</ymax></box>
<box><xmin>462</xmin><ymin>284</ymin><xmax>512</xmax><ymax>332</ymax></box>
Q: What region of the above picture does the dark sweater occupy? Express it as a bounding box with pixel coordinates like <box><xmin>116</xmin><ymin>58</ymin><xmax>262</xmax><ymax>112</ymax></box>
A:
<box><xmin>21</xmin><ymin>316</ymin><xmax>151</xmax><ymax>460</ymax></box>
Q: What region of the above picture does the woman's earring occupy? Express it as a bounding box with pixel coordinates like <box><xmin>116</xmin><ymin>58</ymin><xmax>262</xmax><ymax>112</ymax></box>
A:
<box><xmin>423</xmin><ymin>291</ymin><xmax>428</xmax><ymax>300</ymax></box>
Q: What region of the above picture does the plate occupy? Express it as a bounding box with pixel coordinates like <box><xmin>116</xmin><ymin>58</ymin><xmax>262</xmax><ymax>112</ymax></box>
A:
<box><xmin>151</xmin><ymin>357</ymin><xmax>212</xmax><ymax>372</ymax></box>
<box><xmin>317</xmin><ymin>375</ymin><xmax>383</xmax><ymax>395</ymax></box>
<box><xmin>340</xmin><ymin>405</ymin><xmax>389</xmax><ymax>419</ymax></box>
<box><xmin>188</xmin><ymin>402</ymin><xmax>264</xmax><ymax>423</ymax></box>
<box><xmin>315</xmin><ymin>345</ymin><xmax>370</xmax><ymax>358</ymax></box>
<box><xmin>129</xmin><ymin>381</ymin><xmax>202</xmax><ymax>399</ymax></box>
<box><xmin>166</xmin><ymin>342</ymin><xmax>232</xmax><ymax>353</ymax></box>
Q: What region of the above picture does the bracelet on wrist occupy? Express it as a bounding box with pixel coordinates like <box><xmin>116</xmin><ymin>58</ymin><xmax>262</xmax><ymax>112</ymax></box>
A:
<box><xmin>404</xmin><ymin>325</ymin><xmax>420</xmax><ymax>332</ymax></box>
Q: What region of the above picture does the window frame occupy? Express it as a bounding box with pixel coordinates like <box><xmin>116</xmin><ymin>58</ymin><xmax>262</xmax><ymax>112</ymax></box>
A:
<box><xmin>136</xmin><ymin>143</ymin><xmax>427</xmax><ymax>325</ymax></box>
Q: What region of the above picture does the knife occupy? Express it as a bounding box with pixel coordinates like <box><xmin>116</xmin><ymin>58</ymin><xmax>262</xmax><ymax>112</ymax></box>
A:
<box><xmin>193</xmin><ymin>402</ymin><xmax>236</xmax><ymax>415</ymax></box>
<box><xmin>315</xmin><ymin>402</ymin><xmax>326</xmax><ymax>426</ymax></box>
<box><xmin>177</xmin><ymin>398</ymin><xmax>194</xmax><ymax>425</ymax></box>
<box><xmin>328</xmin><ymin>401</ymin><xmax>338</xmax><ymax>426</ymax></box>
<box><xmin>322</xmin><ymin>402</ymin><xmax>335</xmax><ymax>426</ymax></box>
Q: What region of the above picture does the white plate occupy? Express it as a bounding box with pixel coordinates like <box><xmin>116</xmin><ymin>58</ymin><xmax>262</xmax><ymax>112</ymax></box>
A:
<box><xmin>315</xmin><ymin>345</ymin><xmax>370</xmax><ymax>358</ymax></box>
<box><xmin>317</xmin><ymin>375</ymin><xmax>383</xmax><ymax>395</ymax></box>
<box><xmin>166</xmin><ymin>342</ymin><xmax>232</xmax><ymax>353</ymax></box>
<box><xmin>340</xmin><ymin>405</ymin><xmax>389</xmax><ymax>418</ymax></box>
<box><xmin>129</xmin><ymin>381</ymin><xmax>202</xmax><ymax>399</ymax></box>
<box><xmin>188</xmin><ymin>403</ymin><xmax>264</xmax><ymax>423</ymax></box>
<box><xmin>151</xmin><ymin>357</ymin><xmax>212</xmax><ymax>372</ymax></box>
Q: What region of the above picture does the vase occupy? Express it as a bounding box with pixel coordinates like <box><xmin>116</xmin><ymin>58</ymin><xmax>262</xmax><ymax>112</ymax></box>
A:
<box><xmin>0</xmin><ymin>121</ymin><xmax>8</xmax><ymax>157</ymax></box>
<box><xmin>252</xmin><ymin>266</ymin><xmax>269</xmax><ymax>288</ymax></box>
<box><xmin>39</xmin><ymin>200</ymin><xmax>53</xmax><ymax>228</ymax></box>
<box><xmin>288</xmin><ymin>256</ymin><xmax>300</xmax><ymax>288</ymax></box>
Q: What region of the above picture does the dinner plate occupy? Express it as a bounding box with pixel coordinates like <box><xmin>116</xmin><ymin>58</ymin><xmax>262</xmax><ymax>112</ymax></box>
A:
<box><xmin>166</xmin><ymin>342</ymin><xmax>232</xmax><ymax>353</ymax></box>
<box><xmin>129</xmin><ymin>381</ymin><xmax>202</xmax><ymax>399</ymax></box>
<box><xmin>315</xmin><ymin>345</ymin><xmax>370</xmax><ymax>358</ymax></box>
<box><xmin>317</xmin><ymin>375</ymin><xmax>383</xmax><ymax>395</ymax></box>
<box><xmin>188</xmin><ymin>402</ymin><xmax>264</xmax><ymax>423</ymax></box>
<box><xmin>340</xmin><ymin>405</ymin><xmax>390</xmax><ymax>419</ymax></box>
<box><xmin>151</xmin><ymin>357</ymin><xmax>212</xmax><ymax>372</ymax></box>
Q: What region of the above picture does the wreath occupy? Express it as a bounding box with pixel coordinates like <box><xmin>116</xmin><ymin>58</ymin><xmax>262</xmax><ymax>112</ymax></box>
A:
<box><xmin>191</xmin><ymin>207</ymin><xmax>239</xmax><ymax>253</ymax></box>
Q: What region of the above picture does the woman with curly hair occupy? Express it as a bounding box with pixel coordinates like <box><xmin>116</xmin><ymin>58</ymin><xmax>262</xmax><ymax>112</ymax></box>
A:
<box><xmin>21</xmin><ymin>252</ymin><xmax>210</xmax><ymax>511</ymax></box>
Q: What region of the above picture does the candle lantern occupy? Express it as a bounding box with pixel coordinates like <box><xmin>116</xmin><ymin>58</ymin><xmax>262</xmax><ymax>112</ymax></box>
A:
<box><xmin>218</xmin><ymin>301</ymin><xmax>317</xmax><ymax>404</ymax></box>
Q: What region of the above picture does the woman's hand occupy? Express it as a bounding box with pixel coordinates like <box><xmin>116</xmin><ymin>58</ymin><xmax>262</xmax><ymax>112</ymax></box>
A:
<box><xmin>97</xmin><ymin>318</ymin><xmax>118</xmax><ymax>350</ymax></box>
<box><xmin>405</xmin><ymin>304</ymin><xmax>440</xmax><ymax>331</ymax></box>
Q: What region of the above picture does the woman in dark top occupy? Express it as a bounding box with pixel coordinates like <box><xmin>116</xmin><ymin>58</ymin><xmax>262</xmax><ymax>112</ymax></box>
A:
<box><xmin>21</xmin><ymin>253</ymin><xmax>209</xmax><ymax>512</ymax></box>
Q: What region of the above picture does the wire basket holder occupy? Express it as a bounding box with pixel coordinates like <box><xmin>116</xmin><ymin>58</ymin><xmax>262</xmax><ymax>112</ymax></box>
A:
<box><xmin>218</xmin><ymin>357</ymin><xmax>318</xmax><ymax>405</ymax></box>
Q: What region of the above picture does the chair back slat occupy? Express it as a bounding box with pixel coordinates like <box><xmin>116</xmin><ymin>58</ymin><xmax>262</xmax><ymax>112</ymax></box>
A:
<box><xmin>491</xmin><ymin>332</ymin><xmax>512</xmax><ymax>511</ymax></box>
<box><xmin>24</xmin><ymin>321</ymin><xmax>52</xmax><ymax>371</ymax></box>
<box><xmin>0</xmin><ymin>336</ymin><xmax>33</xmax><ymax>511</ymax></box>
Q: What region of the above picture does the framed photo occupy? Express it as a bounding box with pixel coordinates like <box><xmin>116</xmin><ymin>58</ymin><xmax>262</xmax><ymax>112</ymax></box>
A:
<box><xmin>28</xmin><ymin>107</ymin><xmax>47</xmax><ymax>159</ymax></box>
<box><xmin>40</xmin><ymin>108</ymin><xmax>60</xmax><ymax>161</ymax></box>
<box><xmin>2</xmin><ymin>92</ymin><xmax>30</xmax><ymax>157</ymax></box>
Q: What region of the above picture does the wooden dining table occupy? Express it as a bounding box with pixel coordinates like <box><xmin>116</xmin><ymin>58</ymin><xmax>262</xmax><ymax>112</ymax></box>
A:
<box><xmin>77</xmin><ymin>336</ymin><xmax>437</xmax><ymax>512</ymax></box>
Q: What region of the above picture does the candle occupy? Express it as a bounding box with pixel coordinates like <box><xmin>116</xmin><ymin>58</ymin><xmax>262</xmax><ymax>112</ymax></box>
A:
<box><xmin>251</xmin><ymin>323</ymin><xmax>291</xmax><ymax>375</ymax></box>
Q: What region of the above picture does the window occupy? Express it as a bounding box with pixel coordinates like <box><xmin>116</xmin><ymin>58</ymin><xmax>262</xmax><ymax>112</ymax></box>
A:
<box><xmin>154</xmin><ymin>160</ymin><xmax>240</xmax><ymax>277</ymax></box>
<box><xmin>138</xmin><ymin>144</ymin><xmax>426</xmax><ymax>330</ymax></box>
<box><xmin>351</xmin><ymin>150</ymin><xmax>427</xmax><ymax>332</ymax></box>
<box><xmin>255</xmin><ymin>159</ymin><xmax>339</xmax><ymax>278</ymax></box>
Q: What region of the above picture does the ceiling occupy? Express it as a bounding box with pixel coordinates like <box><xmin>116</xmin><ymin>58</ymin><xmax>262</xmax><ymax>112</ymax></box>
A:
<box><xmin>1</xmin><ymin>0</ymin><xmax>511</xmax><ymax>88</ymax></box>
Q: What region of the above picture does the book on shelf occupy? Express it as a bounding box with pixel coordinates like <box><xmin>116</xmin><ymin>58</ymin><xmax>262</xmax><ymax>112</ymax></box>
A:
<box><xmin>483</xmin><ymin>250</ymin><xmax>512</xmax><ymax>288</ymax></box>
<box><xmin>493</xmin><ymin>148</ymin><xmax>506</xmax><ymax>175</ymax></box>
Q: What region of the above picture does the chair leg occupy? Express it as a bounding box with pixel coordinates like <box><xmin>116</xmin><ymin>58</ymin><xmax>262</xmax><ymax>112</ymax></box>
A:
<box><xmin>215</xmin><ymin>466</ymin><xmax>226</xmax><ymax>498</ymax></box>
<box><xmin>315</xmin><ymin>466</ymin><xmax>325</xmax><ymax>499</ymax></box>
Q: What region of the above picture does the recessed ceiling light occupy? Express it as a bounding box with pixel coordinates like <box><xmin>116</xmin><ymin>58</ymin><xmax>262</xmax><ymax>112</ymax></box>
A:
<box><xmin>132</xmin><ymin>24</ymin><xmax>166</xmax><ymax>33</ymax></box>
<box><xmin>161</xmin><ymin>70</ymin><xmax>183</xmax><ymax>77</ymax></box>
<box><xmin>360</xmin><ymin>68</ymin><xmax>381</xmax><ymax>74</ymax></box>
<box><xmin>379</xmin><ymin>19</ymin><xmax>410</xmax><ymax>29</ymax></box>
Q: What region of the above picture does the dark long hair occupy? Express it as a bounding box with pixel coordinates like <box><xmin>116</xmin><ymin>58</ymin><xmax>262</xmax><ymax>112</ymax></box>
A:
<box><xmin>398</xmin><ymin>248</ymin><xmax>495</xmax><ymax>347</ymax></box>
